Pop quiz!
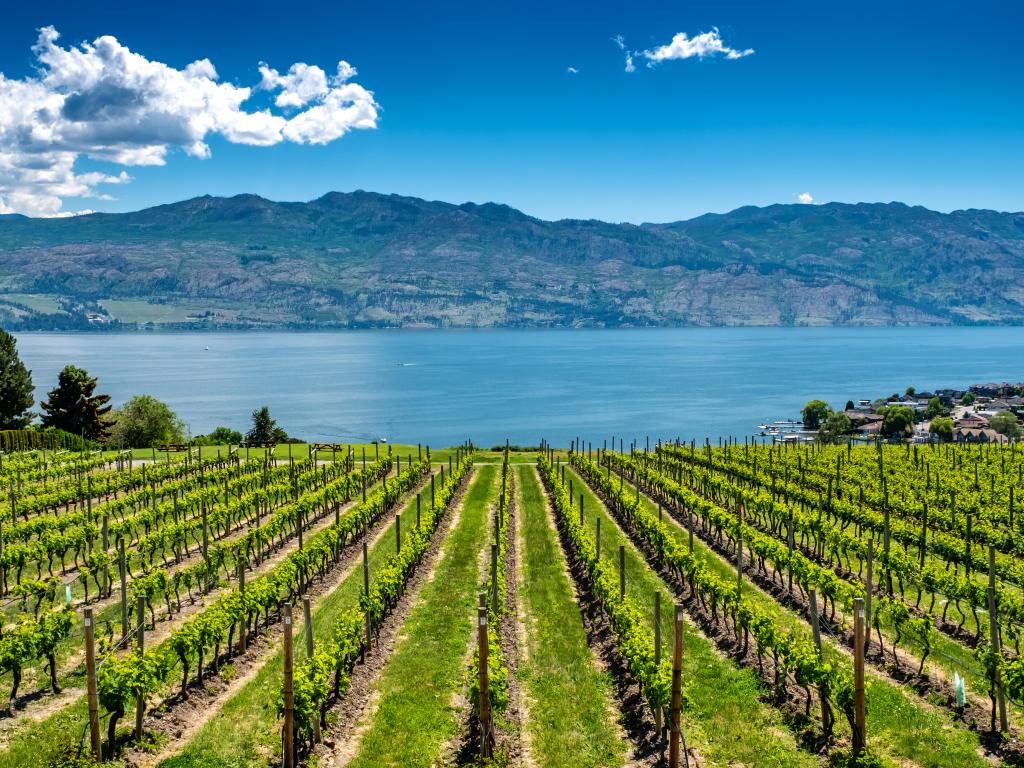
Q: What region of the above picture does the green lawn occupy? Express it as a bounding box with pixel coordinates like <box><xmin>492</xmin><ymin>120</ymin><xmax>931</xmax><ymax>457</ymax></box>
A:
<box><xmin>119</xmin><ymin>443</ymin><xmax>519</xmax><ymax>465</ymax></box>
<box><xmin>343</xmin><ymin>464</ymin><xmax>499</xmax><ymax>768</ymax></box>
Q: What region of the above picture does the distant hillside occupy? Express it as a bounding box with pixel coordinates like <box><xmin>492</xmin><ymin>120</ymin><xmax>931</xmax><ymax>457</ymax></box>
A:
<box><xmin>1</xmin><ymin>192</ymin><xmax>1023</xmax><ymax>329</ymax></box>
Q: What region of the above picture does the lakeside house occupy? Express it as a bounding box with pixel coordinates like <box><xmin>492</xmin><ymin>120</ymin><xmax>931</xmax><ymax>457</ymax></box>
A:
<box><xmin>774</xmin><ymin>381</ymin><xmax>1022</xmax><ymax>444</ymax></box>
<box><xmin>955</xmin><ymin>411</ymin><xmax>989</xmax><ymax>429</ymax></box>
<box><xmin>954</xmin><ymin>427</ymin><xmax>1009</xmax><ymax>444</ymax></box>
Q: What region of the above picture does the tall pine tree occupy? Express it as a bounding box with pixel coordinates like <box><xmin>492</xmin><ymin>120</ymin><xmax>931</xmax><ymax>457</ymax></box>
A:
<box><xmin>0</xmin><ymin>330</ymin><xmax>34</xmax><ymax>429</ymax></box>
<box><xmin>247</xmin><ymin>405</ymin><xmax>278</xmax><ymax>444</ymax></box>
<box><xmin>40</xmin><ymin>365</ymin><xmax>112</xmax><ymax>440</ymax></box>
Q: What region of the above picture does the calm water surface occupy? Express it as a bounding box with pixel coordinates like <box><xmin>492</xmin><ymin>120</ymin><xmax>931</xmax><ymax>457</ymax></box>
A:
<box><xmin>13</xmin><ymin>328</ymin><xmax>1024</xmax><ymax>447</ymax></box>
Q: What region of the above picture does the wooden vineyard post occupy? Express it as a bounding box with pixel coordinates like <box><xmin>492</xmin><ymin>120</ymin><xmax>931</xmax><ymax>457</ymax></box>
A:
<box><xmin>619</xmin><ymin>545</ymin><xmax>626</xmax><ymax>600</ymax></box>
<box><xmin>84</xmin><ymin>607</ymin><xmax>102</xmax><ymax>761</ymax></box>
<box><xmin>491</xmin><ymin>545</ymin><xmax>499</xmax><ymax>612</ymax></box>
<box><xmin>282</xmin><ymin>604</ymin><xmax>295</xmax><ymax>768</ymax></box>
<box><xmin>669</xmin><ymin>604</ymin><xmax>683</xmax><ymax>768</ymax></box>
<box><xmin>238</xmin><ymin>557</ymin><xmax>247</xmax><ymax>653</ymax></box>
<box><xmin>478</xmin><ymin>603</ymin><xmax>492</xmax><ymax>759</ymax></box>
<box><xmin>363</xmin><ymin>542</ymin><xmax>372</xmax><ymax>648</ymax></box>
<box><xmin>136</xmin><ymin>595</ymin><xmax>146</xmax><ymax>739</ymax></box>
<box><xmin>596</xmin><ymin>516</ymin><xmax>601</xmax><ymax>560</ymax></box>
<box><xmin>417</xmin><ymin>492</ymin><xmax>422</xmax><ymax>527</ymax></box>
<box><xmin>988</xmin><ymin>546</ymin><xmax>1008</xmax><ymax>732</ymax></box>
<box><xmin>654</xmin><ymin>591</ymin><xmax>663</xmax><ymax>735</ymax></box>
<box><xmin>853</xmin><ymin>597</ymin><xmax>867</xmax><ymax>757</ymax></box>
<box><xmin>736</xmin><ymin>503</ymin><xmax>744</xmax><ymax>593</ymax></box>
<box><xmin>786</xmin><ymin>513</ymin><xmax>794</xmax><ymax>594</ymax></box>
<box><xmin>687</xmin><ymin>506</ymin><xmax>694</xmax><ymax>554</ymax></box>
<box><xmin>579</xmin><ymin>494</ymin><xmax>584</xmax><ymax>527</ymax></box>
<box><xmin>118</xmin><ymin>539</ymin><xmax>129</xmax><ymax>639</ymax></box>
<box><xmin>396</xmin><ymin>513</ymin><xmax>402</xmax><ymax>553</ymax></box>
<box><xmin>864</xmin><ymin>537</ymin><xmax>874</xmax><ymax>652</ymax></box>
<box><xmin>808</xmin><ymin>589</ymin><xmax>822</xmax><ymax>656</ymax></box>
<box><xmin>202</xmin><ymin>501</ymin><xmax>210</xmax><ymax>591</ymax></box>
<box><xmin>303</xmin><ymin>596</ymin><xmax>321</xmax><ymax>744</ymax></box>
<box><xmin>920</xmin><ymin>501</ymin><xmax>928</xmax><ymax>569</ymax></box>
<box><xmin>100</xmin><ymin>513</ymin><xmax>109</xmax><ymax>595</ymax></box>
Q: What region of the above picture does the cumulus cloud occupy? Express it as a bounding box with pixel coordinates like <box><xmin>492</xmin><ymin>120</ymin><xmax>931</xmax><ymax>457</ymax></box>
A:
<box><xmin>797</xmin><ymin>192</ymin><xmax>814</xmax><ymax>204</ymax></box>
<box><xmin>0</xmin><ymin>27</ymin><xmax>379</xmax><ymax>216</ymax></box>
<box><xmin>638</xmin><ymin>28</ymin><xmax>753</xmax><ymax>67</ymax></box>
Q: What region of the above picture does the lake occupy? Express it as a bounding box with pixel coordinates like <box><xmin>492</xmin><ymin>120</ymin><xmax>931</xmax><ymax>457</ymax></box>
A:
<box><xmin>12</xmin><ymin>327</ymin><xmax>1024</xmax><ymax>447</ymax></box>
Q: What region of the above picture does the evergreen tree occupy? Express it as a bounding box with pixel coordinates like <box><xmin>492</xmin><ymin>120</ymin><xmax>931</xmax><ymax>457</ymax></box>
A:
<box><xmin>247</xmin><ymin>405</ymin><xmax>282</xmax><ymax>444</ymax></box>
<box><xmin>0</xmin><ymin>330</ymin><xmax>34</xmax><ymax>429</ymax></box>
<box><xmin>40</xmin><ymin>365</ymin><xmax>112</xmax><ymax>440</ymax></box>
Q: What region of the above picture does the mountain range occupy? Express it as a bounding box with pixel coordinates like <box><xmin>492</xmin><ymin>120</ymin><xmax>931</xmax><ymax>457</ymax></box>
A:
<box><xmin>1</xmin><ymin>192</ymin><xmax>1023</xmax><ymax>329</ymax></box>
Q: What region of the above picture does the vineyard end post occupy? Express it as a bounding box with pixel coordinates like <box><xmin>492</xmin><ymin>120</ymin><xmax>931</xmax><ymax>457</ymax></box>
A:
<box><xmin>853</xmin><ymin>597</ymin><xmax>867</xmax><ymax>756</ymax></box>
<box><xmin>84</xmin><ymin>607</ymin><xmax>102</xmax><ymax>761</ymax></box>
<box><xmin>477</xmin><ymin>604</ymin><xmax>492</xmax><ymax>759</ymax></box>
<box><xmin>282</xmin><ymin>603</ymin><xmax>295</xmax><ymax>768</ymax></box>
<box><xmin>669</xmin><ymin>604</ymin><xmax>683</xmax><ymax>768</ymax></box>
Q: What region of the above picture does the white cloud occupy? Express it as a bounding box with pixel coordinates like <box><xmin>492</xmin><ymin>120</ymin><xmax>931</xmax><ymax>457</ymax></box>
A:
<box><xmin>797</xmin><ymin>192</ymin><xmax>814</xmax><ymax>204</ymax></box>
<box><xmin>640</xmin><ymin>28</ymin><xmax>753</xmax><ymax>66</ymax></box>
<box><xmin>612</xmin><ymin>35</ymin><xmax>636</xmax><ymax>73</ymax></box>
<box><xmin>567</xmin><ymin>66</ymin><xmax>579</xmax><ymax>74</ymax></box>
<box><xmin>0</xmin><ymin>27</ymin><xmax>379</xmax><ymax>216</ymax></box>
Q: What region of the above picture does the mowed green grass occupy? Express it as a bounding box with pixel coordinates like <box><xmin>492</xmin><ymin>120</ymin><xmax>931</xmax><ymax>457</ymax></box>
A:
<box><xmin>597</xmin><ymin>463</ymin><xmax>991</xmax><ymax>768</ymax></box>
<box><xmin>345</xmin><ymin>464</ymin><xmax>498</xmax><ymax>768</ymax></box>
<box><xmin>157</xmin><ymin>477</ymin><xmax>434</xmax><ymax>768</ymax></box>
<box><xmin>120</xmin><ymin>443</ymin><xmax>539</xmax><ymax>465</ymax></box>
<box><xmin>558</xmin><ymin>465</ymin><xmax>820</xmax><ymax>768</ymax></box>
<box><xmin>514</xmin><ymin>465</ymin><xmax>629</xmax><ymax>768</ymax></box>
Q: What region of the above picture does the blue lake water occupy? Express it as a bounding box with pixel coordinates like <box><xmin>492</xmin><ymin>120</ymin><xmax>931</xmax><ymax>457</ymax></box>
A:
<box><xmin>12</xmin><ymin>328</ymin><xmax>1024</xmax><ymax>448</ymax></box>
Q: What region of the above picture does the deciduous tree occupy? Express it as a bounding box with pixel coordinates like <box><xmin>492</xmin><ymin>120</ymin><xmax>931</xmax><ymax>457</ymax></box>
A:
<box><xmin>801</xmin><ymin>399</ymin><xmax>832</xmax><ymax>430</ymax></box>
<box><xmin>108</xmin><ymin>395</ymin><xmax>185</xmax><ymax>448</ymax></box>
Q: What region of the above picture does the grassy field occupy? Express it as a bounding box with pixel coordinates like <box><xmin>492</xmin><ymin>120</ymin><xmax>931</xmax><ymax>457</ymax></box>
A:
<box><xmin>1</xmin><ymin>293</ymin><xmax>64</xmax><ymax>314</ymax></box>
<box><xmin>116</xmin><ymin>443</ymin><xmax>558</xmax><ymax>464</ymax></box>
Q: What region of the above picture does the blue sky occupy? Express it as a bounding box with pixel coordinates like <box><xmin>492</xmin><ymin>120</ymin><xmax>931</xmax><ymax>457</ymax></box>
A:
<box><xmin>0</xmin><ymin>0</ymin><xmax>1021</xmax><ymax>221</ymax></box>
